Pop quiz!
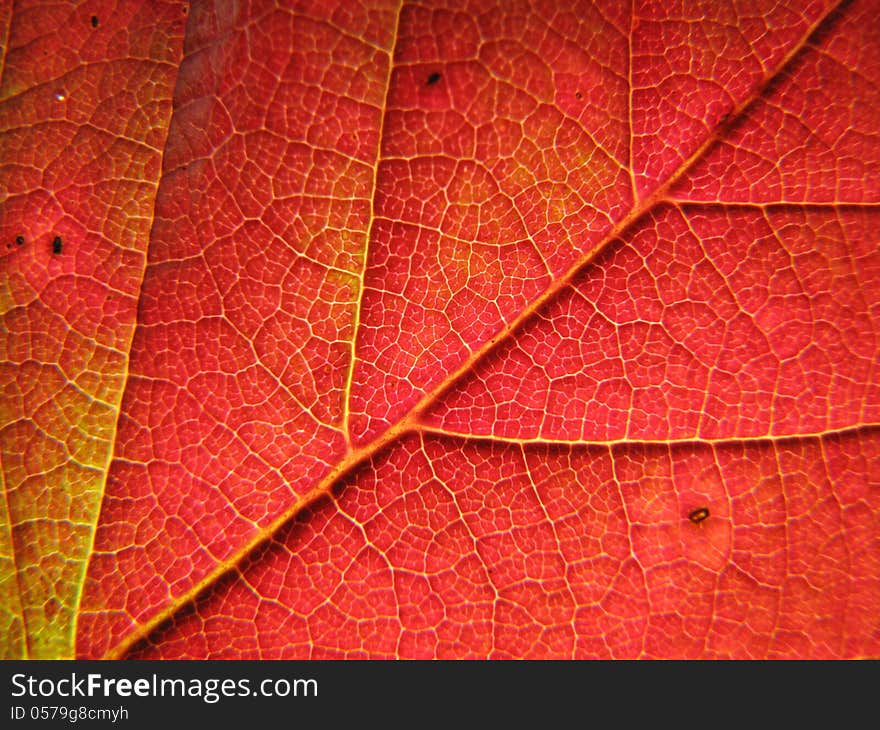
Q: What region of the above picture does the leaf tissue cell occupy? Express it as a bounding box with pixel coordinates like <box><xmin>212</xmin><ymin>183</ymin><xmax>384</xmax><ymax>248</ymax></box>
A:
<box><xmin>0</xmin><ymin>0</ymin><xmax>878</xmax><ymax>660</ymax></box>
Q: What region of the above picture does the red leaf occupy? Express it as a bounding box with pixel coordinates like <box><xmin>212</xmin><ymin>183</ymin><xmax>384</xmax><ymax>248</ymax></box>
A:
<box><xmin>2</xmin><ymin>0</ymin><xmax>878</xmax><ymax>659</ymax></box>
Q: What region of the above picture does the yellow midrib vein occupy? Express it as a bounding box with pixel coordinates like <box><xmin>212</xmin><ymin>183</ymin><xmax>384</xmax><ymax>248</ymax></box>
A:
<box><xmin>104</xmin><ymin>0</ymin><xmax>847</xmax><ymax>659</ymax></box>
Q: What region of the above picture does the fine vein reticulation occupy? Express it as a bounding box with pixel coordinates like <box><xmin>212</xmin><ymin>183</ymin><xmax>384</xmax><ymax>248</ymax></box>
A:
<box><xmin>1</xmin><ymin>0</ymin><xmax>878</xmax><ymax>659</ymax></box>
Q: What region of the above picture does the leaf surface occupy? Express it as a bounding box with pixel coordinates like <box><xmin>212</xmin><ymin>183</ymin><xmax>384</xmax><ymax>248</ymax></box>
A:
<box><xmin>0</xmin><ymin>0</ymin><xmax>185</xmax><ymax>658</ymax></box>
<box><xmin>1</xmin><ymin>0</ymin><xmax>878</xmax><ymax>659</ymax></box>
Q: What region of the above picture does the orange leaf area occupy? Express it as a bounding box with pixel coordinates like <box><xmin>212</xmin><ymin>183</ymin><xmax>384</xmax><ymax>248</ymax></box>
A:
<box><xmin>1</xmin><ymin>0</ymin><xmax>878</xmax><ymax>659</ymax></box>
<box><xmin>0</xmin><ymin>0</ymin><xmax>185</xmax><ymax>657</ymax></box>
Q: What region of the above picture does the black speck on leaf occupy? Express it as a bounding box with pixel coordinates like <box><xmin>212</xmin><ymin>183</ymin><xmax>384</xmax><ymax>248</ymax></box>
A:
<box><xmin>575</xmin><ymin>91</ymin><xmax>582</xmax><ymax>99</ymax></box>
<box><xmin>688</xmin><ymin>507</ymin><xmax>710</xmax><ymax>524</ymax></box>
<box><xmin>15</xmin><ymin>235</ymin><xmax>25</xmax><ymax>246</ymax></box>
<box><xmin>91</xmin><ymin>15</ymin><xmax>98</xmax><ymax>28</ymax></box>
<box><xmin>426</xmin><ymin>72</ymin><xmax>442</xmax><ymax>86</ymax></box>
<box><xmin>52</xmin><ymin>236</ymin><xmax>63</xmax><ymax>255</ymax></box>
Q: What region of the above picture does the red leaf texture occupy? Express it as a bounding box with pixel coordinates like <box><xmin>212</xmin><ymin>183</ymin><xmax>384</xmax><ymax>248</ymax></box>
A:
<box><xmin>1</xmin><ymin>0</ymin><xmax>878</xmax><ymax>659</ymax></box>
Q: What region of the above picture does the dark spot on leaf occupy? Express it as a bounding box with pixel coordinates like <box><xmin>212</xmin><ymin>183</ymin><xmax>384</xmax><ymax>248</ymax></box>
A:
<box><xmin>15</xmin><ymin>235</ymin><xmax>25</xmax><ymax>246</ymax></box>
<box><xmin>91</xmin><ymin>15</ymin><xmax>99</xmax><ymax>28</ymax></box>
<box><xmin>52</xmin><ymin>236</ymin><xmax>63</xmax><ymax>255</ymax></box>
<box><xmin>576</xmin><ymin>91</ymin><xmax>582</xmax><ymax>99</ymax></box>
<box><xmin>688</xmin><ymin>507</ymin><xmax>710</xmax><ymax>524</ymax></box>
<box><xmin>426</xmin><ymin>72</ymin><xmax>442</xmax><ymax>86</ymax></box>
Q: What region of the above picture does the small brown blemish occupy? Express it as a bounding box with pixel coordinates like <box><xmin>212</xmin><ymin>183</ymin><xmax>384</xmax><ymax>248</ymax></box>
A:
<box><xmin>575</xmin><ymin>91</ymin><xmax>582</xmax><ymax>100</ymax></box>
<box><xmin>426</xmin><ymin>71</ymin><xmax>442</xmax><ymax>86</ymax></box>
<box><xmin>15</xmin><ymin>235</ymin><xmax>25</xmax><ymax>246</ymax></box>
<box><xmin>688</xmin><ymin>507</ymin><xmax>710</xmax><ymax>524</ymax></box>
<box><xmin>52</xmin><ymin>236</ymin><xmax>63</xmax><ymax>255</ymax></box>
<box><xmin>91</xmin><ymin>15</ymin><xmax>99</xmax><ymax>28</ymax></box>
